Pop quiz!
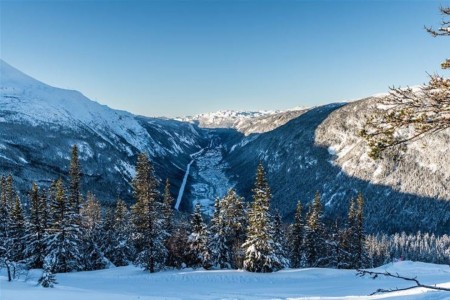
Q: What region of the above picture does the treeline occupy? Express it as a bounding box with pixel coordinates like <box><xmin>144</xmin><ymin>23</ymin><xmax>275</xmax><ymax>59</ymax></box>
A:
<box><xmin>0</xmin><ymin>146</ymin><xmax>448</xmax><ymax>287</ymax></box>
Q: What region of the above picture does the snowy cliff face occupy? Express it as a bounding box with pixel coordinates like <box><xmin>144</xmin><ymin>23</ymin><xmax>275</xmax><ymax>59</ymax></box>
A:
<box><xmin>0</xmin><ymin>60</ymin><xmax>206</xmax><ymax>203</ymax></box>
<box><xmin>178</xmin><ymin>108</ymin><xmax>308</xmax><ymax>135</ymax></box>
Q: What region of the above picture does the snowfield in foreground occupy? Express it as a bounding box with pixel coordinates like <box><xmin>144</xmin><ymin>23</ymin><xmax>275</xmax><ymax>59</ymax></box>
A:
<box><xmin>1</xmin><ymin>261</ymin><xmax>449</xmax><ymax>300</ymax></box>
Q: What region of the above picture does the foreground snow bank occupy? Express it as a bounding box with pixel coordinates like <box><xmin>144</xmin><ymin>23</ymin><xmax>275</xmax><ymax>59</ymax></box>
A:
<box><xmin>1</xmin><ymin>261</ymin><xmax>449</xmax><ymax>300</ymax></box>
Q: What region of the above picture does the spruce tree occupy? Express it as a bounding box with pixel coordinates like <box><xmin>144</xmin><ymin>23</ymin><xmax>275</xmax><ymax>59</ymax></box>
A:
<box><xmin>208</xmin><ymin>198</ymin><xmax>230</xmax><ymax>269</ymax></box>
<box><xmin>80</xmin><ymin>192</ymin><xmax>107</xmax><ymax>270</ymax></box>
<box><xmin>69</xmin><ymin>145</ymin><xmax>81</xmax><ymax>211</ymax></box>
<box><xmin>23</xmin><ymin>183</ymin><xmax>47</xmax><ymax>268</ymax></box>
<box><xmin>8</xmin><ymin>196</ymin><xmax>26</xmax><ymax>262</ymax></box>
<box><xmin>105</xmin><ymin>199</ymin><xmax>134</xmax><ymax>266</ymax></box>
<box><xmin>131</xmin><ymin>153</ymin><xmax>167</xmax><ymax>273</ymax></box>
<box><xmin>162</xmin><ymin>179</ymin><xmax>174</xmax><ymax>234</ymax></box>
<box><xmin>242</xmin><ymin>163</ymin><xmax>282</xmax><ymax>273</ymax></box>
<box><xmin>186</xmin><ymin>204</ymin><xmax>211</xmax><ymax>269</ymax></box>
<box><xmin>304</xmin><ymin>192</ymin><xmax>326</xmax><ymax>267</ymax></box>
<box><xmin>44</xmin><ymin>179</ymin><xmax>83</xmax><ymax>273</ymax></box>
<box><xmin>272</xmin><ymin>211</ymin><xmax>289</xmax><ymax>268</ymax></box>
<box><xmin>0</xmin><ymin>175</ymin><xmax>9</xmax><ymax>259</ymax></box>
<box><xmin>289</xmin><ymin>201</ymin><xmax>304</xmax><ymax>268</ymax></box>
<box><xmin>220</xmin><ymin>189</ymin><xmax>247</xmax><ymax>269</ymax></box>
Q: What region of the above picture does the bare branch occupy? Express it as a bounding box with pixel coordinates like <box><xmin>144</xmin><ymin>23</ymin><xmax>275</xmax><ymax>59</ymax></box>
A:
<box><xmin>357</xmin><ymin>269</ymin><xmax>450</xmax><ymax>295</ymax></box>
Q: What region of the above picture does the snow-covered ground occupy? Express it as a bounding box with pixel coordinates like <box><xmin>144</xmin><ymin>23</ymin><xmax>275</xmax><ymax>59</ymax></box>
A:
<box><xmin>1</xmin><ymin>261</ymin><xmax>449</xmax><ymax>300</ymax></box>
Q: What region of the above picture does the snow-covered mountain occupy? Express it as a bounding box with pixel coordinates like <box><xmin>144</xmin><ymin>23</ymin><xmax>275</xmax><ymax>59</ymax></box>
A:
<box><xmin>0</xmin><ymin>60</ymin><xmax>206</xmax><ymax>204</ymax></box>
<box><xmin>1</xmin><ymin>60</ymin><xmax>449</xmax><ymax>234</ymax></box>
<box><xmin>178</xmin><ymin>108</ymin><xmax>308</xmax><ymax>135</ymax></box>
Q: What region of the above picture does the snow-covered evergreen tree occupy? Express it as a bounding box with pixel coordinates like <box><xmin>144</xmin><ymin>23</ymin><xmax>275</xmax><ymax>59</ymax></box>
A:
<box><xmin>162</xmin><ymin>179</ymin><xmax>174</xmax><ymax>234</ymax></box>
<box><xmin>219</xmin><ymin>189</ymin><xmax>247</xmax><ymax>269</ymax></box>
<box><xmin>8</xmin><ymin>196</ymin><xmax>26</xmax><ymax>263</ymax></box>
<box><xmin>23</xmin><ymin>183</ymin><xmax>47</xmax><ymax>268</ymax></box>
<box><xmin>186</xmin><ymin>204</ymin><xmax>211</xmax><ymax>269</ymax></box>
<box><xmin>242</xmin><ymin>163</ymin><xmax>283</xmax><ymax>273</ymax></box>
<box><xmin>80</xmin><ymin>192</ymin><xmax>108</xmax><ymax>270</ymax></box>
<box><xmin>44</xmin><ymin>178</ymin><xmax>83</xmax><ymax>273</ymax></box>
<box><xmin>272</xmin><ymin>211</ymin><xmax>289</xmax><ymax>268</ymax></box>
<box><xmin>131</xmin><ymin>153</ymin><xmax>167</xmax><ymax>273</ymax></box>
<box><xmin>288</xmin><ymin>201</ymin><xmax>304</xmax><ymax>268</ymax></box>
<box><xmin>106</xmin><ymin>199</ymin><xmax>134</xmax><ymax>266</ymax></box>
<box><xmin>304</xmin><ymin>192</ymin><xmax>327</xmax><ymax>267</ymax></box>
<box><xmin>209</xmin><ymin>198</ymin><xmax>230</xmax><ymax>269</ymax></box>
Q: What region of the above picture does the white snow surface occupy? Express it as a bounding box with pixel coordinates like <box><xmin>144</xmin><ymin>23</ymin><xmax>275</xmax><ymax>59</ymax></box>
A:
<box><xmin>1</xmin><ymin>261</ymin><xmax>450</xmax><ymax>300</ymax></box>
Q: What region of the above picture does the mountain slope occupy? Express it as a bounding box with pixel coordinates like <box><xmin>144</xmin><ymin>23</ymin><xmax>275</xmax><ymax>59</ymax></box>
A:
<box><xmin>225</xmin><ymin>101</ymin><xmax>450</xmax><ymax>234</ymax></box>
<box><xmin>0</xmin><ymin>60</ymin><xmax>206</xmax><ymax>204</ymax></box>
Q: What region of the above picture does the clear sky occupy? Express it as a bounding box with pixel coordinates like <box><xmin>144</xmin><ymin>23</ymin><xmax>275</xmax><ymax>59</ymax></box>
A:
<box><xmin>1</xmin><ymin>0</ymin><xmax>449</xmax><ymax>117</ymax></box>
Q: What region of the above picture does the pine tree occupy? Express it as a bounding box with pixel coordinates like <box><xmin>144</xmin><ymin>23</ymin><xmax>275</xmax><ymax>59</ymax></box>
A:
<box><xmin>219</xmin><ymin>189</ymin><xmax>247</xmax><ymax>269</ymax></box>
<box><xmin>0</xmin><ymin>175</ymin><xmax>9</xmax><ymax>259</ymax></box>
<box><xmin>8</xmin><ymin>196</ymin><xmax>26</xmax><ymax>262</ymax></box>
<box><xmin>186</xmin><ymin>204</ymin><xmax>211</xmax><ymax>269</ymax></box>
<box><xmin>131</xmin><ymin>153</ymin><xmax>167</xmax><ymax>273</ymax></box>
<box><xmin>242</xmin><ymin>163</ymin><xmax>283</xmax><ymax>273</ymax></box>
<box><xmin>80</xmin><ymin>192</ymin><xmax>107</xmax><ymax>270</ymax></box>
<box><xmin>44</xmin><ymin>178</ymin><xmax>83</xmax><ymax>273</ymax></box>
<box><xmin>105</xmin><ymin>199</ymin><xmax>134</xmax><ymax>266</ymax></box>
<box><xmin>304</xmin><ymin>192</ymin><xmax>327</xmax><ymax>267</ymax></box>
<box><xmin>209</xmin><ymin>198</ymin><xmax>230</xmax><ymax>269</ymax></box>
<box><xmin>272</xmin><ymin>212</ymin><xmax>289</xmax><ymax>268</ymax></box>
<box><xmin>162</xmin><ymin>179</ymin><xmax>174</xmax><ymax>234</ymax></box>
<box><xmin>69</xmin><ymin>145</ymin><xmax>81</xmax><ymax>211</ymax></box>
<box><xmin>288</xmin><ymin>201</ymin><xmax>304</xmax><ymax>268</ymax></box>
<box><xmin>23</xmin><ymin>183</ymin><xmax>47</xmax><ymax>268</ymax></box>
<box><xmin>353</xmin><ymin>193</ymin><xmax>366</xmax><ymax>268</ymax></box>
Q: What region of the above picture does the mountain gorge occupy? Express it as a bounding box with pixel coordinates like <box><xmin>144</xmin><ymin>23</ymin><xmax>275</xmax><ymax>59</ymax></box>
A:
<box><xmin>1</xmin><ymin>60</ymin><xmax>449</xmax><ymax>234</ymax></box>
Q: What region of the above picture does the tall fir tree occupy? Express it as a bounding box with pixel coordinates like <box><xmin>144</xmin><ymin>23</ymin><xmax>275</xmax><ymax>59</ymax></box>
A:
<box><xmin>8</xmin><ymin>196</ymin><xmax>26</xmax><ymax>262</ymax></box>
<box><xmin>131</xmin><ymin>153</ymin><xmax>167</xmax><ymax>273</ymax></box>
<box><xmin>304</xmin><ymin>192</ymin><xmax>327</xmax><ymax>267</ymax></box>
<box><xmin>242</xmin><ymin>163</ymin><xmax>283</xmax><ymax>273</ymax></box>
<box><xmin>68</xmin><ymin>145</ymin><xmax>81</xmax><ymax>211</ymax></box>
<box><xmin>23</xmin><ymin>183</ymin><xmax>47</xmax><ymax>268</ymax></box>
<box><xmin>104</xmin><ymin>199</ymin><xmax>134</xmax><ymax>266</ymax></box>
<box><xmin>186</xmin><ymin>204</ymin><xmax>211</xmax><ymax>268</ymax></box>
<box><xmin>288</xmin><ymin>201</ymin><xmax>304</xmax><ymax>268</ymax></box>
<box><xmin>80</xmin><ymin>192</ymin><xmax>108</xmax><ymax>270</ymax></box>
<box><xmin>162</xmin><ymin>179</ymin><xmax>174</xmax><ymax>234</ymax></box>
<box><xmin>272</xmin><ymin>211</ymin><xmax>289</xmax><ymax>268</ymax></box>
<box><xmin>0</xmin><ymin>175</ymin><xmax>9</xmax><ymax>259</ymax></box>
<box><xmin>44</xmin><ymin>179</ymin><xmax>83</xmax><ymax>273</ymax></box>
<box><xmin>208</xmin><ymin>198</ymin><xmax>230</xmax><ymax>269</ymax></box>
<box><xmin>219</xmin><ymin>189</ymin><xmax>247</xmax><ymax>269</ymax></box>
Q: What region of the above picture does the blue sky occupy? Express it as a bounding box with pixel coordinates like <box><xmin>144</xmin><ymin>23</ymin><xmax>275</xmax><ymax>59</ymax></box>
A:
<box><xmin>1</xmin><ymin>0</ymin><xmax>449</xmax><ymax>117</ymax></box>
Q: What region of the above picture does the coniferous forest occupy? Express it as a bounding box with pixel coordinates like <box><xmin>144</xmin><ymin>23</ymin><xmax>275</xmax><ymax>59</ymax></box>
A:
<box><xmin>0</xmin><ymin>145</ymin><xmax>448</xmax><ymax>287</ymax></box>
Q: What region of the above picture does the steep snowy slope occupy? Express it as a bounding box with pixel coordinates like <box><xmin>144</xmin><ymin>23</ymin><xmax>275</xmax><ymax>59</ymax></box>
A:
<box><xmin>226</xmin><ymin>103</ymin><xmax>450</xmax><ymax>234</ymax></box>
<box><xmin>0</xmin><ymin>60</ymin><xmax>206</xmax><ymax>203</ymax></box>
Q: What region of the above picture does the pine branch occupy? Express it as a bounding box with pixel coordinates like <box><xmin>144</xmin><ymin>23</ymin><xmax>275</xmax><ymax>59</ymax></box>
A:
<box><xmin>356</xmin><ymin>269</ymin><xmax>450</xmax><ymax>295</ymax></box>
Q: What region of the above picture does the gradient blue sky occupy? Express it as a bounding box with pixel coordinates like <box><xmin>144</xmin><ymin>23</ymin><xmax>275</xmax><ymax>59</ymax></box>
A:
<box><xmin>1</xmin><ymin>0</ymin><xmax>449</xmax><ymax>117</ymax></box>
